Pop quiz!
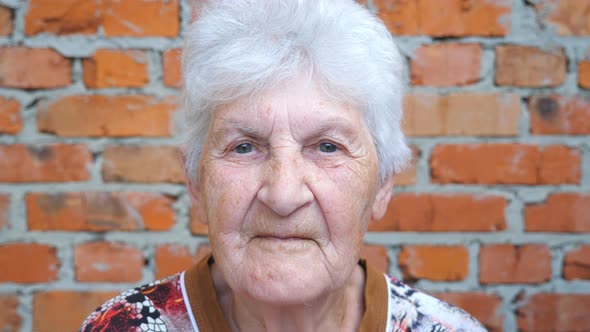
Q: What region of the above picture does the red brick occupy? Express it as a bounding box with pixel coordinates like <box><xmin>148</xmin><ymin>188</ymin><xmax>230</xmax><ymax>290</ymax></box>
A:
<box><xmin>0</xmin><ymin>97</ymin><xmax>21</xmax><ymax>134</ymax></box>
<box><xmin>0</xmin><ymin>195</ymin><xmax>9</xmax><ymax>230</ymax></box>
<box><xmin>370</xmin><ymin>193</ymin><xmax>506</xmax><ymax>232</ymax></box>
<box><xmin>103</xmin><ymin>0</ymin><xmax>179</xmax><ymax>37</ymax></box>
<box><xmin>495</xmin><ymin>45</ymin><xmax>566</xmax><ymax>87</ymax></box>
<box><xmin>375</xmin><ymin>0</ymin><xmax>511</xmax><ymax>37</ymax></box>
<box><xmin>33</xmin><ymin>291</ymin><xmax>118</xmax><ymax>332</ymax></box>
<box><xmin>0</xmin><ymin>6</ymin><xmax>12</xmax><ymax>36</ymax></box>
<box><xmin>27</xmin><ymin>192</ymin><xmax>175</xmax><ymax>232</ymax></box>
<box><xmin>564</xmin><ymin>246</ymin><xmax>590</xmax><ymax>280</ymax></box>
<box><xmin>410</xmin><ymin>43</ymin><xmax>481</xmax><ymax>87</ymax></box>
<box><xmin>480</xmin><ymin>244</ymin><xmax>551</xmax><ymax>284</ymax></box>
<box><xmin>398</xmin><ymin>245</ymin><xmax>469</xmax><ymax>281</ymax></box>
<box><xmin>0</xmin><ymin>47</ymin><xmax>71</xmax><ymax>89</ymax></box>
<box><xmin>24</xmin><ymin>0</ymin><xmax>106</xmax><ymax>35</ymax></box>
<box><xmin>0</xmin><ymin>296</ymin><xmax>21</xmax><ymax>332</ymax></box>
<box><xmin>155</xmin><ymin>244</ymin><xmax>210</xmax><ymax>279</ymax></box>
<box><xmin>0</xmin><ymin>144</ymin><xmax>91</xmax><ymax>183</ymax></box>
<box><xmin>530</xmin><ymin>95</ymin><xmax>590</xmax><ymax>135</ymax></box>
<box><xmin>74</xmin><ymin>242</ymin><xmax>143</xmax><ymax>282</ymax></box>
<box><xmin>525</xmin><ymin>193</ymin><xmax>590</xmax><ymax>232</ymax></box>
<box><xmin>535</xmin><ymin>0</ymin><xmax>590</xmax><ymax>36</ymax></box>
<box><xmin>163</xmin><ymin>48</ymin><xmax>182</xmax><ymax>88</ymax></box>
<box><xmin>37</xmin><ymin>95</ymin><xmax>177</xmax><ymax>137</ymax></box>
<box><xmin>403</xmin><ymin>93</ymin><xmax>520</xmax><ymax>136</ymax></box>
<box><xmin>393</xmin><ymin>145</ymin><xmax>419</xmax><ymax>186</ymax></box>
<box><xmin>190</xmin><ymin>205</ymin><xmax>209</xmax><ymax>236</ymax></box>
<box><xmin>83</xmin><ymin>49</ymin><xmax>148</xmax><ymax>88</ymax></box>
<box><xmin>430</xmin><ymin>144</ymin><xmax>581</xmax><ymax>185</ymax></box>
<box><xmin>434</xmin><ymin>292</ymin><xmax>503</xmax><ymax>332</ymax></box>
<box><xmin>360</xmin><ymin>244</ymin><xmax>389</xmax><ymax>274</ymax></box>
<box><xmin>580</xmin><ymin>55</ymin><xmax>590</xmax><ymax>88</ymax></box>
<box><xmin>102</xmin><ymin>145</ymin><xmax>185</xmax><ymax>183</ymax></box>
<box><xmin>0</xmin><ymin>243</ymin><xmax>59</xmax><ymax>283</ymax></box>
<box><xmin>517</xmin><ymin>293</ymin><xmax>590</xmax><ymax>332</ymax></box>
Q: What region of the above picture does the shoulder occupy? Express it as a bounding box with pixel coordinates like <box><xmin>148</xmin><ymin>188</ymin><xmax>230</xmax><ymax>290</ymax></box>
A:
<box><xmin>79</xmin><ymin>273</ymin><xmax>194</xmax><ymax>332</ymax></box>
<box><xmin>385</xmin><ymin>275</ymin><xmax>488</xmax><ymax>332</ymax></box>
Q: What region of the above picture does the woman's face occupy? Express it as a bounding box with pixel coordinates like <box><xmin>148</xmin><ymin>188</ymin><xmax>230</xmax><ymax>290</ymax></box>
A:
<box><xmin>192</xmin><ymin>77</ymin><xmax>393</xmax><ymax>304</ymax></box>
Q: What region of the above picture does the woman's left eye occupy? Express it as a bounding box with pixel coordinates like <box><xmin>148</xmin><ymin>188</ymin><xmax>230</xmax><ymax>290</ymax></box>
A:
<box><xmin>234</xmin><ymin>143</ymin><xmax>254</xmax><ymax>154</ymax></box>
<box><xmin>319</xmin><ymin>142</ymin><xmax>338</xmax><ymax>153</ymax></box>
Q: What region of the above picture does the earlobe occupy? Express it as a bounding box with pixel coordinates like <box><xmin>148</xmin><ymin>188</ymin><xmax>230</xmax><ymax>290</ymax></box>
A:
<box><xmin>371</xmin><ymin>173</ymin><xmax>395</xmax><ymax>221</ymax></box>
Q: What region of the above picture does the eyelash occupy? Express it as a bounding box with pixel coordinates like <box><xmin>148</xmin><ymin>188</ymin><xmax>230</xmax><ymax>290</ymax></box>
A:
<box><xmin>227</xmin><ymin>140</ymin><xmax>344</xmax><ymax>156</ymax></box>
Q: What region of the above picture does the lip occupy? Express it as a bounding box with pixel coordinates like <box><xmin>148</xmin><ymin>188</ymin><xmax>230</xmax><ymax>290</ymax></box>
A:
<box><xmin>255</xmin><ymin>235</ymin><xmax>308</xmax><ymax>241</ymax></box>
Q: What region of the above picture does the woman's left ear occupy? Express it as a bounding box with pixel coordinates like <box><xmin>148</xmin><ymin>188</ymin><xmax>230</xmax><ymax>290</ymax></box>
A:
<box><xmin>371</xmin><ymin>173</ymin><xmax>395</xmax><ymax>221</ymax></box>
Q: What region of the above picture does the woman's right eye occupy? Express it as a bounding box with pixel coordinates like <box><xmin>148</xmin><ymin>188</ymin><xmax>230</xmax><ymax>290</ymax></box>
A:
<box><xmin>233</xmin><ymin>143</ymin><xmax>254</xmax><ymax>154</ymax></box>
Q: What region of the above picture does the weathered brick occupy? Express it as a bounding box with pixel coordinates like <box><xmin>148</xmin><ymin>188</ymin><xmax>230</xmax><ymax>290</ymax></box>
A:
<box><xmin>564</xmin><ymin>246</ymin><xmax>590</xmax><ymax>280</ymax></box>
<box><xmin>27</xmin><ymin>192</ymin><xmax>175</xmax><ymax>232</ymax></box>
<box><xmin>83</xmin><ymin>49</ymin><xmax>148</xmax><ymax>88</ymax></box>
<box><xmin>0</xmin><ymin>144</ymin><xmax>91</xmax><ymax>183</ymax></box>
<box><xmin>410</xmin><ymin>43</ymin><xmax>481</xmax><ymax>87</ymax></box>
<box><xmin>535</xmin><ymin>0</ymin><xmax>590</xmax><ymax>36</ymax></box>
<box><xmin>375</xmin><ymin>0</ymin><xmax>511</xmax><ymax>37</ymax></box>
<box><xmin>430</xmin><ymin>144</ymin><xmax>580</xmax><ymax>185</ymax></box>
<box><xmin>0</xmin><ymin>96</ymin><xmax>21</xmax><ymax>134</ymax></box>
<box><xmin>370</xmin><ymin>193</ymin><xmax>506</xmax><ymax>232</ymax></box>
<box><xmin>495</xmin><ymin>45</ymin><xmax>566</xmax><ymax>87</ymax></box>
<box><xmin>480</xmin><ymin>244</ymin><xmax>551</xmax><ymax>284</ymax></box>
<box><xmin>155</xmin><ymin>244</ymin><xmax>210</xmax><ymax>279</ymax></box>
<box><xmin>398</xmin><ymin>245</ymin><xmax>469</xmax><ymax>281</ymax></box>
<box><xmin>580</xmin><ymin>51</ymin><xmax>590</xmax><ymax>88</ymax></box>
<box><xmin>25</xmin><ymin>0</ymin><xmax>106</xmax><ymax>35</ymax></box>
<box><xmin>403</xmin><ymin>93</ymin><xmax>520</xmax><ymax>136</ymax></box>
<box><xmin>0</xmin><ymin>6</ymin><xmax>12</xmax><ymax>36</ymax></box>
<box><xmin>517</xmin><ymin>293</ymin><xmax>590</xmax><ymax>332</ymax></box>
<box><xmin>434</xmin><ymin>292</ymin><xmax>503</xmax><ymax>332</ymax></box>
<box><xmin>530</xmin><ymin>95</ymin><xmax>590</xmax><ymax>135</ymax></box>
<box><xmin>103</xmin><ymin>0</ymin><xmax>179</xmax><ymax>37</ymax></box>
<box><xmin>0</xmin><ymin>195</ymin><xmax>9</xmax><ymax>230</ymax></box>
<box><xmin>0</xmin><ymin>47</ymin><xmax>71</xmax><ymax>89</ymax></box>
<box><xmin>37</xmin><ymin>95</ymin><xmax>177</xmax><ymax>137</ymax></box>
<box><xmin>102</xmin><ymin>145</ymin><xmax>185</xmax><ymax>183</ymax></box>
<box><xmin>360</xmin><ymin>244</ymin><xmax>389</xmax><ymax>274</ymax></box>
<box><xmin>393</xmin><ymin>145</ymin><xmax>419</xmax><ymax>186</ymax></box>
<box><xmin>525</xmin><ymin>193</ymin><xmax>590</xmax><ymax>233</ymax></box>
<box><xmin>33</xmin><ymin>291</ymin><xmax>118</xmax><ymax>332</ymax></box>
<box><xmin>74</xmin><ymin>242</ymin><xmax>143</xmax><ymax>282</ymax></box>
<box><xmin>163</xmin><ymin>48</ymin><xmax>182</xmax><ymax>88</ymax></box>
<box><xmin>0</xmin><ymin>243</ymin><xmax>59</xmax><ymax>283</ymax></box>
<box><xmin>0</xmin><ymin>296</ymin><xmax>21</xmax><ymax>332</ymax></box>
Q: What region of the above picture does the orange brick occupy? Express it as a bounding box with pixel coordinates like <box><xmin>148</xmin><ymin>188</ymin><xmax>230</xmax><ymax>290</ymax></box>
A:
<box><xmin>495</xmin><ymin>45</ymin><xmax>566</xmax><ymax>87</ymax></box>
<box><xmin>393</xmin><ymin>145</ymin><xmax>419</xmax><ymax>186</ymax></box>
<box><xmin>27</xmin><ymin>192</ymin><xmax>175</xmax><ymax>232</ymax></box>
<box><xmin>375</xmin><ymin>0</ymin><xmax>511</xmax><ymax>37</ymax></box>
<box><xmin>83</xmin><ymin>49</ymin><xmax>148</xmax><ymax>88</ymax></box>
<box><xmin>517</xmin><ymin>293</ymin><xmax>590</xmax><ymax>332</ymax></box>
<box><xmin>0</xmin><ymin>97</ymin><xmax>21</xmax><ymax>134</ymax></box>
<box><xmin>0</xmin><ymin>295</ymin><xmax>21</xmax><ymax>332</ymax></box>
<box><xmin>163</xmin><ymin>48</ymin><xmax>182</xmax><ymax>88</ymax></box>
<box><xmin>525</xmin><ymin>193</ymin><xmax>590</xmax><ymax>233</ymax></box>
<box><xmin>535</xmin><ymin>0</ymin><xmax>590</xmax><ymax>36</ymax></box>
<box><xmin>370</xmin><ymin>193</ymin><xmax>506</xmax><ymax>232</ymax></box>
<box><xmin>360</xmin><ymin>244</ymin><xmax>389</xmax><ymax>274</ymax></box>
<box><xmin>430</xmin><ymin>144</ymin><xmax>580</xmax><ymax>185</ymax></box>
<box><xmin>480</xmin><ymin>244</ymin><xmax>551</xmax><ymax>284</ymax></box>
<box><xmin>103</xmin><ymin>0</ymin><xmax>179</xmax><ymax>37</ymax></box>
<box><xmin>24</xmin><ymin>0</ymin><xmax>106</xmax><ymax>35</ymax></box>
<box><xmin>0</xmin><ymin>144</ymin><xmax>91</xmax><ymax>183</ymax></box>
<box><xmin>398</xmin><ymin>245</ymin><xmax>469</xmax><ymax>281</ymax></box>
<box><xmin>0</xmin><ymin>243</ymin><xmax>59</xmax><ymax>283</ymax></box>
<box><xmin>0</xmin><ymin>6</ymin><xmax>12</xmax><ymax>36</ymax></box>
<box><xmin>0</xmin><ymin>195</ymin><xmax>9</xmax><ymax>230</ymax></box>
<box><xmin>564</xmin><ymin>246</ymin><xmax>590</xmax><ymax>280</ymax></box>
<box><xmin>580</xmin><ymin>59</ymin><xmax>590</xmax><ymax>89</ymax></box>
<box><xmin>74</xmin><ymin>242</ymin><xmax>143</xmax><ymax>282</ymax></box>
<box><xmin>403</xmin><ymin>93</ymin><xmax>520</xmax><ymax>136</ymax></box>
<box><xmin>102</xmin><ymin>145</ymin><xmax>185</xmax><ymax>183</ymax></box>
<box><xmin>0</xmin><ymin>47</ymin><xmax>71</xmax><ymax>89</ymax></box>
<box><xmin>37</xmin><ymin>95</ymin><xmax>177</xmax><ymax>137</ymax></box>
<box><xmin>33</xmin><ymin>291</ymin><xmax>118</xmax><ymax>332</ymax></box>
<box><xmin>530</xmin><ymin>95</ymin><xmax>590</xmax><ymax>135</ymax></box>
<box><xmin>155</xmin><ymin>244</ymin><xmax>210</xmax><ymax>279</ymax></box>
<box><xmin>434</xmin><ymin>292</ymin><xmax>503</xmax><ymax>332</ymax></box>
<box><xmin>410</xmin><ymin>43</ymin><xmax>481</xmax><ymax>87</ymax></box>
<box><xmin>190</xmin><ymin>205</ymin><xmax>209</xmax><ymax>235</ymax></box>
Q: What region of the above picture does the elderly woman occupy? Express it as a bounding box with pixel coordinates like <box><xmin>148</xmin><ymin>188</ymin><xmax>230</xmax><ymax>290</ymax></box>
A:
<box><xmin>80</xmin><ymin>1</ymin><xmax>486</xmax><ymax>331</ymax></box>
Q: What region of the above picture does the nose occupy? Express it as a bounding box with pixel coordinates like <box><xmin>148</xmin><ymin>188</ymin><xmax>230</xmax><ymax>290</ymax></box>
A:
<box><xmin>256</xmin><ymin>151</ymin><xmax>314</xmax><ymax>217</ymax></box>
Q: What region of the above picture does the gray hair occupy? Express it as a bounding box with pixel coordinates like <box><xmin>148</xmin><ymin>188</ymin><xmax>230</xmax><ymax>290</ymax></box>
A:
<box><xmin>182</xmin><ymin>0</ymin><xmax>410</xmax><ymax>184</ymax></box>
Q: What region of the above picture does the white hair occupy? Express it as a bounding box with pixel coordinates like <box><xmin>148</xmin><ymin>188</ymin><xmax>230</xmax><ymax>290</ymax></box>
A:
<box><xmin>182</xmin><ymin>0</ymin><xmax>410</xmax><ymax>183</ymax></box>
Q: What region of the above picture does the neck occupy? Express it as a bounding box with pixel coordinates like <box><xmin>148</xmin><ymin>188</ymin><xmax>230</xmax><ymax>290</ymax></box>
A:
<box><xmin>211</xmin><ymin>264</ymin><xmax>365</xmax><ymax>332</ymax></box>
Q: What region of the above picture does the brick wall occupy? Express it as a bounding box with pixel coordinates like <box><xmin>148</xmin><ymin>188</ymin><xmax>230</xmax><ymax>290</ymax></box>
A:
<box><xmin>0</xmin><ymin>1</ymin><xmax>589</xmax><ymax>331</ymax></box>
